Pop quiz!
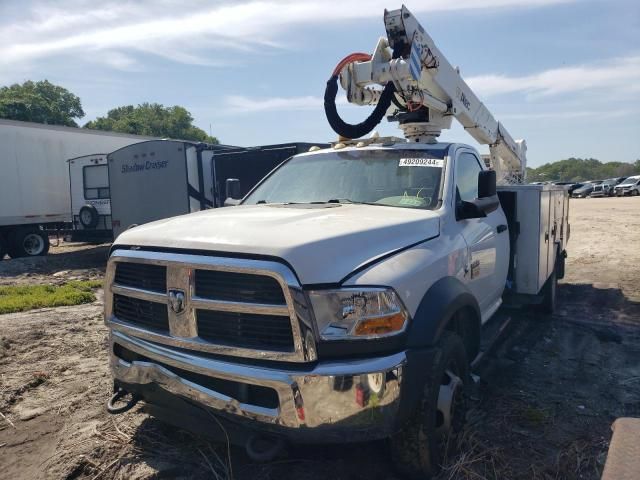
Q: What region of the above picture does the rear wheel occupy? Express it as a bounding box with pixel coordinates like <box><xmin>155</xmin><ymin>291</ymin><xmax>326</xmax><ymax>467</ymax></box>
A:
<box><xmin>537</xmin><ymin>269</ymin><xmax>557</xmax><ymax>315</ymax></box>
<box><xmin>8</xmin><ymin>228</ymin><xmax>50</xmax><ymax>258</ymax></box>
<box><xmin>390</xmin><ymin>331</ymin><xmax>469</xmax><ymax>479</ymax></box>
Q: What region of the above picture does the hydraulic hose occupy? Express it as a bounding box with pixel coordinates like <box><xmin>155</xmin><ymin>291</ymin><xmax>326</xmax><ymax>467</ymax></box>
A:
<box><xmin>324</xmin><ymin>52</ymin><xmax>397</xmax><ymax>139</ymax></box>
<box><xmin>324</xmin><ymin>76</ymin><xmax>396</xmax><ymax>140</ymax></box>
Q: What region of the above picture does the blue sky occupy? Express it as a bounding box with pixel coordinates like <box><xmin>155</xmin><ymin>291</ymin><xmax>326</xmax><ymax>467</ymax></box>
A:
<box><xmin>1</xmin><ymin>0</ymin><xmax>638</xmax><ymax>167</ymax></box>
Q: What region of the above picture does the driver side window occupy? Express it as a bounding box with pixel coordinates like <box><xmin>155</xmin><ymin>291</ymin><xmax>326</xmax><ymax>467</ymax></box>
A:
<box><xmin>455</xmin><ymin>153</ymin><xmax>483</xmax><ymax>202</ymax></box>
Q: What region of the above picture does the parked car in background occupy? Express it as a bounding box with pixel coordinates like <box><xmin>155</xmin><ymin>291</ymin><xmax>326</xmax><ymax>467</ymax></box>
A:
<box><xmin>553</xmin><ymin>181</ymin><xmax>584</xmax><ymax>195</ymax></box>
<box><xmin>590</xmin><ymin>183</ymin><xmax>610</xmax><ymax>198</ymax></box>
<box><xmin>568</xmin><ymin>183</ymin><xmax>584</xmax><ymax>194</ymax></box>
<box><xmin>600</xmin><ymin>177</ymin><xmax>627</xmax><ymax>196</ymax></box>
<box><xmin>614</xmin><ymin>175</ymin><xmax>640</xmax><ymax>196</ymax></box>
<box><xmin>572</xmin><ymin>180</ymin><xmax>602</xmax><ymax>198</ymax></box>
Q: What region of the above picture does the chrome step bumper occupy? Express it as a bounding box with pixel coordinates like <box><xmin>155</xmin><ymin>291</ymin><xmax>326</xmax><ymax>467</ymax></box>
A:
<box><xmin>110</xmin><ymin>330</ymin><xmax>407</xmax><ymax>442</ymax></box>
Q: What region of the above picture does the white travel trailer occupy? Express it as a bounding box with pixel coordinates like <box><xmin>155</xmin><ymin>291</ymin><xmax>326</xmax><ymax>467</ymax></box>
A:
<box><xmin>106</xmin><ymin>140</ymin><xmax>321</xmax><ymax>239</ymax></box>
<box><xmin>0</xmin><ymin>119</ymin><xmax>150</xmax><ymax>259</ymax></box>
<box><xmin>68</xmin><ymin>153</ymin><xmax>113</xmax><ymax>243</ymax></box>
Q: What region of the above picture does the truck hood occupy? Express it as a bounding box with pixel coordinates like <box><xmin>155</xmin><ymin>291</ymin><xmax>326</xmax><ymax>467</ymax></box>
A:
<box><xmin>114</xmin><ymin>204</ymin><xmax>440</xmax><ymax>284</ymax></box>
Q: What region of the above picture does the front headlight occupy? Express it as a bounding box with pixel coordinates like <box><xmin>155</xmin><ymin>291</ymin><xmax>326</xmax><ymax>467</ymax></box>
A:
<box><xmin>308</xmin><ymin>288</ymin><xmax>409</xmax><ymax>340</ymax></box>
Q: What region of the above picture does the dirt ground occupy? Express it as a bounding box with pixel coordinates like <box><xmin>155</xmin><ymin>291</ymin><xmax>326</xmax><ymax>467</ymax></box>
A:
<box><xmin>1</xmin><ymin>197</ymin><xmax>639</xmax><ymax>480</ymax></box>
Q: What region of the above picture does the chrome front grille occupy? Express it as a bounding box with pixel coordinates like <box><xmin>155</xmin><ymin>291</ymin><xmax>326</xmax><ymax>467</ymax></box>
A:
<box><xmin>113</xmin><ymin>294</ymin><xmax>169</xmax><ymax>333</ymax></box>
<box><xmin>105</xmin><ymin>249</ymin><xmax>311</xmax><ymax>362</ymax></box>
<box><xmin>114</xmin><ymin>262</ymin><xmax>166</xmax><ymax>292</ymax></box>
<box><xmin>196</xmin><ymin>310</ymin><xmax>294</xmax><ymax>350</ymax></box>
<box><xmin>194</xmin><ymin>269</ymin><xmax>286</xmax><ymax>304</ymax></box>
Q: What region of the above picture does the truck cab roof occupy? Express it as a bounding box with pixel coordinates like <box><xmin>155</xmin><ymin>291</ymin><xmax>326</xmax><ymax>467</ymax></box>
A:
<box><xmin>300</xmin><ymin>141</ymin><xmax>471</xmax><ymax>160</ymax></box>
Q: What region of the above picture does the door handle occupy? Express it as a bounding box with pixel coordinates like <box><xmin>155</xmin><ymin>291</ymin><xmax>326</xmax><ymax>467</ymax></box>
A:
<box><xmin>497</xmin><ymin>224</ymin><xmax>507</xmax><ymax>234</ymax></box>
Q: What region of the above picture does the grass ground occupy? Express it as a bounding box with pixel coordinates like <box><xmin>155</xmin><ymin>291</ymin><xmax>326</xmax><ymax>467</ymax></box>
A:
<box><xmin>0</xmin><ymin>280</ymin><xmax>102</xmax><ymax>314</ymax></box>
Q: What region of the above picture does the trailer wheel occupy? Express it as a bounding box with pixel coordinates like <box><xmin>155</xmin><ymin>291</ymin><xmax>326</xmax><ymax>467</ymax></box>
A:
<box><xmin>79</xmin><ymin>205</ymin><xmax>100</xmax><ymax>229</ymax></box>
<box><xmin>8</xmin><ymin>228</ymin><xmax>50</xmax><ymax>258</ymax></box>
<box><xmin>390</xmin><ymin>331</ymin><xmax>469</xmax><ymax>479</ymax></box>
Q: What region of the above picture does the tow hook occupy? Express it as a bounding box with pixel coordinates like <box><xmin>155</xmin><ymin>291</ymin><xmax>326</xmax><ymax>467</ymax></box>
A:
<box><xmin>106</xmin><ymin>387</ymin><xmax>140</xmax><ymax>414</ymax></box>
<box><xmin>245</xmin><ymin>433</ymin><xmax>285</xmax><ymax>462</ymax></box>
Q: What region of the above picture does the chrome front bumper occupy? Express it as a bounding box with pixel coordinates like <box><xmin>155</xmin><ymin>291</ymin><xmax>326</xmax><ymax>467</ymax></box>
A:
<box><xmin>110</xmin><ymin>331</ymin><xmax>408</xmax><ymax>443</ymax></box>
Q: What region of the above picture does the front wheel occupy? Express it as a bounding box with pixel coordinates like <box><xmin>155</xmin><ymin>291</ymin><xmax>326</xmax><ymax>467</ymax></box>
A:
<box><xmin>390</xmin><ymin>331</ymin><xmax>469</xmax><ymax>479</ymax></box>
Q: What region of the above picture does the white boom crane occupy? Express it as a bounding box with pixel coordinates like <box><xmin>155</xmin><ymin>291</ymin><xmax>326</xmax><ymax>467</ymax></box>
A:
<box><xmin>324</xmin><ymin>5</ymin><xmax>527</xmax><ymax>184</ymax></box>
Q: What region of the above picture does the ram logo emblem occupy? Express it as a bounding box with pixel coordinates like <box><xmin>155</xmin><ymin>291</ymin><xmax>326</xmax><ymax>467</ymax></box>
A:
<box><xmin>168</xmin><ymin>289</ymin><xmax>186</xmax><ymax>315</ymax></box>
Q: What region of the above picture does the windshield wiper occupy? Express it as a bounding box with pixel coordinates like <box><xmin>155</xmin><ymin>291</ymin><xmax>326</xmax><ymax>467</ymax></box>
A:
<box><xmin>326</xmin><ymin>198</ymin><xmax>381</xmax><ymax>206</ymax></box>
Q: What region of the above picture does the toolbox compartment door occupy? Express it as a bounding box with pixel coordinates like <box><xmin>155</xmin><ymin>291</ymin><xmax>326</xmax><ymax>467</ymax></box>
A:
<box><xmin>497</xmin><ymin>184</ymin><xmax>569</xmax><ymax>295</ymax></box>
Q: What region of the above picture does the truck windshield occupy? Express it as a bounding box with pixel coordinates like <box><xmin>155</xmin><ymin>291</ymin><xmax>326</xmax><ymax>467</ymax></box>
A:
<box><xmin>243</xmin><ymin>149</ymin><xmax>445</xmax><ymax>210</ymax></box>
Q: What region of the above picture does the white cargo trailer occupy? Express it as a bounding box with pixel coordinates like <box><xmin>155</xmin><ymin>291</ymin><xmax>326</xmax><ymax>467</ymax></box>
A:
<box><xmin>0</xmin><ymin>119</ymin><xmax>151</xmax><ymax>259</ymax></box>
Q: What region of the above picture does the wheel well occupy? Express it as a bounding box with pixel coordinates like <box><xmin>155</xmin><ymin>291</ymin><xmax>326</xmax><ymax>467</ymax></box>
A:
<box><xmin>444</xmin><ymin>306</ymin><xmax>480</xmax><ymax>361</ymax></box>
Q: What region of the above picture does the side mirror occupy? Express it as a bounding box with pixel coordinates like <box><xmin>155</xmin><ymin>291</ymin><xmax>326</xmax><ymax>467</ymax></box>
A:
<box><xmin>457</xmin><ymin>170</ymin><xmax>499</xmax><ymax>220</ymax></box>
<box><xmin>478</xmin><ymin>170</ymin><xmax>496</xmax><ymax>198</ymax></box>
<box><xmin>457</xmin><ymin>200</ymin><xmax>486</xmax><ymax>220</ymax></box>
<box><xmin>224</xmin><ymin>178</ymin><xmax>241</xmax><ymax>206</ymax></box>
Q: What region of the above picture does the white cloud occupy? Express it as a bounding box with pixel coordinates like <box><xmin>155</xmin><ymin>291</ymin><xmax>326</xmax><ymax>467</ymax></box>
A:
<box><xmin>0</xmin><ymin>0</ymin><xmax>574</xmax><ymax>70</ymax></box>
<box><xmin>499</xmin><ymin>109</ymin><xmax>636</xmax><ymax>120</ymax></box>
<box><xmin>467</xmin><ymin>56</ymin><xmax>640</xmax><ymax>98</ymax></box>
<box><xmin>225</xmin><ymin>95</ymin><xmax>324</xmax><ymax>113</ymax></box>
<box><xmin>224</xmin><ymin>94</ymin><xmax>349</xmax><ymax>113</ymax></box>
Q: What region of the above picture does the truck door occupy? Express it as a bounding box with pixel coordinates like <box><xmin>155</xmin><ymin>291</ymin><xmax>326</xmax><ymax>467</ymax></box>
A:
<box><xmin>454</xmin><ymin>151</ymin><xmax>509</xmax><ymax>322</ymax></box>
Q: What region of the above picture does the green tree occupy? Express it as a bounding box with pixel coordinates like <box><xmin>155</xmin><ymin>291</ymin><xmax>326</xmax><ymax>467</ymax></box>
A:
<box><xmin>84</xmin><ymin>103</ymin><xmax>218</xmax><ymax>144</ymax></box>
<box><xmin>527</xmin><ymin>157</ymin><xmax>640</xmax><ymax>183</ymax></box>
<box><xmin>0</xmin><ymin>80</ymin><xmax>85</xmax><ymax>127</ymax></box>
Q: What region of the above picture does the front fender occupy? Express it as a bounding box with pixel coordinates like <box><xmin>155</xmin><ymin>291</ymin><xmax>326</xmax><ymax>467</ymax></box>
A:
<box><xmin>406</xmin><ymin>276</ymin><xmax>480</xmax><ymax>349</ymax></box>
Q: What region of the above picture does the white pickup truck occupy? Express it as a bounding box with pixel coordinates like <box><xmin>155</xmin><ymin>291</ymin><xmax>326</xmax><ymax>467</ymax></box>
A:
<box><xmin>104</xmin><ymin>6</ymin><xmax>570</xmax><ymax>478</ymax></box>
<box><xmin>105</xmin><ymin>141</ymin><xmax>569</xmax><ymax>478</ymax></box>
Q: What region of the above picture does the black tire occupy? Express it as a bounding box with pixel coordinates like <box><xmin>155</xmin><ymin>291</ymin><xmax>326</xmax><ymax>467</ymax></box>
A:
<box><xmin>537</xmin><ymin>269</ymin><xmax>557</xmax><ymax>315</ymax></box>
<box><xmin>633</xmin><ymin>189</ymin><xmax>639</xmax><ymax>197</ymax></box>
<box><xmin>556</xmin><ymin>251</ymin><xmax>566</xmax><ymax>280</ymax></box>
<box><xmin>7</xmin><ymin>228</ymin><xmax>50</xmax><ymax>258</ymax></box>
<box><xmin>79</xmin><ymin>204</ymin><xmax>100</xmax><ymax>229</ymax></box>
<box><xmin>390</xmin><ymin>331</ymin><xmax>469</xmax><ymax>479</ymax></box>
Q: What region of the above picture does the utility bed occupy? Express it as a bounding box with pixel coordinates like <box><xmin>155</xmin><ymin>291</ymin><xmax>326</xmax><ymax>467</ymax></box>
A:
<box><xmin>498</xmin><ymin>184</ymin><xmax>569</xmax><ymax>295</ymax></box>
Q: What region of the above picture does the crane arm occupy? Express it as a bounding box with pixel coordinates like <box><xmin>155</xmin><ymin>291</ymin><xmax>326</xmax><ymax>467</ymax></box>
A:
<box><xmin>326</xmin><ymin>5</ymin><xmax>527</xmax><ymax>183</ymax></box>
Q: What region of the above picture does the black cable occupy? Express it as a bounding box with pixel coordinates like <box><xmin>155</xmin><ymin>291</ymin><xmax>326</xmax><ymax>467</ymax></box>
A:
<box><xmin>323</xmin><ymin>45</ymin><xmax>405</xmax><ymax>139</ymax></box>
<box><xmin>324</xmin><ymin>77</ymin><xmax>396</xmax><ymax>139</ymax></box>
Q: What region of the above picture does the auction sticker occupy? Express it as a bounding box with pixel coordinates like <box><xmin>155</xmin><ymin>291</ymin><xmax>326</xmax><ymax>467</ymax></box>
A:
<box><xmin>399</xmin><ymin>158</ymin><xmax>444</xmax><ymax>167</ymax></box>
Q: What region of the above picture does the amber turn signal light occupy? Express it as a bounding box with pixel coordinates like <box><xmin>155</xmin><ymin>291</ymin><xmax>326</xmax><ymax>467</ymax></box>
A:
<box><xmin>354</xmin><ymin>312</ymin><xmax>406</xmax><ymax>336</ymax></box>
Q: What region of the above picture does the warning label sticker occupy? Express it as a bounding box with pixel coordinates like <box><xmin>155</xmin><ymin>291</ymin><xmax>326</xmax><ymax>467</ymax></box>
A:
<box><xmin>399</xmin><ymin>158</ymin><xmax>444</xmax><ymax>168</ymax></box>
